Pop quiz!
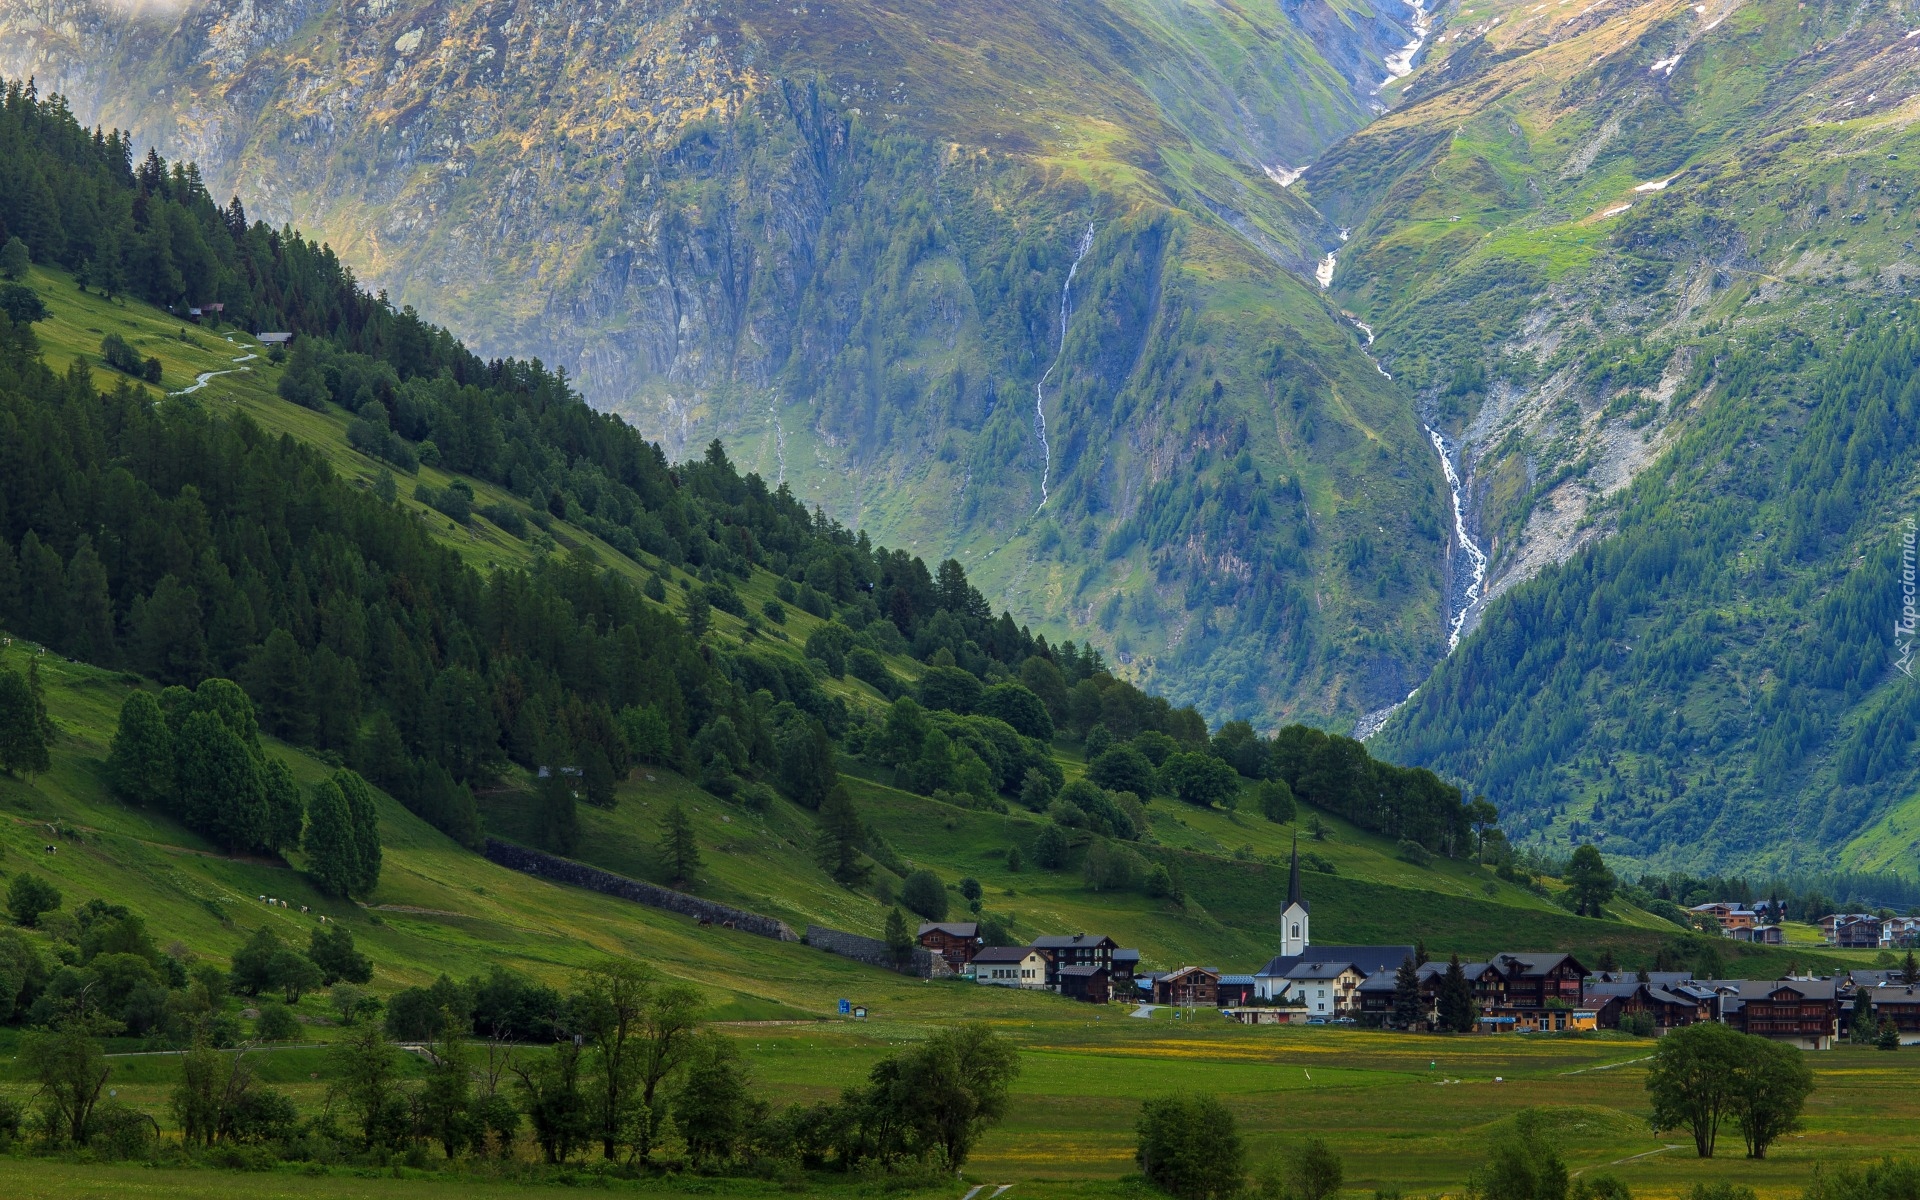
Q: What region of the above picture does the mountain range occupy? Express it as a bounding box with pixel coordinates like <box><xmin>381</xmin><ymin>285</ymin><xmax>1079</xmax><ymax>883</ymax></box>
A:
<box><xmin>10</xmin><ymin>0</ymin><xmax>1920</xmax><ymax>873</ymax></box>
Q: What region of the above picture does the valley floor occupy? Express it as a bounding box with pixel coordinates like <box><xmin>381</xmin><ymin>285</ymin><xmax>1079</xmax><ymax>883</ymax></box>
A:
<box><xmin>2</xmin><ymin>1021</ymin><xmax>1917</xmax><ymax>1197</ymax></box>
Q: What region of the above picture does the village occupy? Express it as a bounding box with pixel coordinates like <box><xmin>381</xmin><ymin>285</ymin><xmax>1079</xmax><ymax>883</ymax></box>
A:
<box><xmin>911</xmin><ymin>843</ymin><xmax>1920</xmax><ymax>1052</ymax></box>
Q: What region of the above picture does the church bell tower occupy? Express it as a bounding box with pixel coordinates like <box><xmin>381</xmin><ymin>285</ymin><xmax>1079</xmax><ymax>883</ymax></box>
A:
<box><xmin>1280</xmin><ymin>833</ymin><xmax>1310</xmax><ymax>957</ymax></box>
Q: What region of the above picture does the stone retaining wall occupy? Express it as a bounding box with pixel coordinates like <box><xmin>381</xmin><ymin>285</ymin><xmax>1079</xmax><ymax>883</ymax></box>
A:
<box><xmin>483</xmin><ymin>839</ymin><xmax>798</xmax><ymax>942</ymax></box>
<box><xmin>804</xmin><ymin>924</ymin><xmax>954</xmax><ymax>978</ymax></box>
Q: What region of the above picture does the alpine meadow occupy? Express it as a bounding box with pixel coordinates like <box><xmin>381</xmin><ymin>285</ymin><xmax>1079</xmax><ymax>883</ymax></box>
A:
<box><xmin>2</xmin><ymin>0</ymin><xmax>1920</xmax><ymax>1197</ymax></box>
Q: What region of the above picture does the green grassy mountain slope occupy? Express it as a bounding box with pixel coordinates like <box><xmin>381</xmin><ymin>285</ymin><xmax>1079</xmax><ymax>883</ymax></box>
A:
<box><xmin>8</xmin><ymin>257</ymin><xmax>1812</xmax><ymax>985</ymax></box>
<box><xmin>0</xmin><ymin>0</ymin><xmax>1459</xmax><ymax>726</ymax></box>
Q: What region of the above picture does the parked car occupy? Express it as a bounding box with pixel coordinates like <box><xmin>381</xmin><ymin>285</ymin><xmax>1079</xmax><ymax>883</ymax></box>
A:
<box><xmin>1306</xmin><ymin>1017</ymin><xmax>1327</xmax><ymax>1025</ymax></box>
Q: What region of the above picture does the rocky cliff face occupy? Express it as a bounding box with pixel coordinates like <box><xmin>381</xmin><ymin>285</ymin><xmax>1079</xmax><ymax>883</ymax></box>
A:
<box><xmin>1</xmin><ymin>0</ymin><xmax>1459</xmax><ymax>726</ymax></box>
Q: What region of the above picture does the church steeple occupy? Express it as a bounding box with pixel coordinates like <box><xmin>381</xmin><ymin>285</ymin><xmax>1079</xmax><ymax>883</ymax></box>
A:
<box><xmin>1280</xmin><ymin>832</ymin><xmax>1310</xmax><ymax>957</ymax></box>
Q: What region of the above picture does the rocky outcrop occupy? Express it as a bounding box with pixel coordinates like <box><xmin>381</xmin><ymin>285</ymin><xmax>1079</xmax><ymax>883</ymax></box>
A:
<box><xmin>483</xmin><ymin>839</ymin><xmax>797</xmax><ymax>942</ymax></box>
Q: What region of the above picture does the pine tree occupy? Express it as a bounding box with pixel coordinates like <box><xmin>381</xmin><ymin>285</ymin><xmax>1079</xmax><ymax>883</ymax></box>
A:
<box><xmin>1439</xmin><ymin>953</ymin><xmax>1476</xmax><ymax>1033</ymax></box>
<box><xmin>304</xmin><ymin>778</ymin><xmax>358</xmax><ymax>897</ymax></box>
<box><xmin>660</xmin><ymin>802</ymin><xmax>701</xmax><ymax>888</ymax></box>
<box><xmin>1392</xmin><ymin>955</ymin><xmax>1423</xmax><ymax>1029</ymax></box>
<box><xmin>108</xmin><ymin>690</ymin><xmax>175</xmax><ymax>805</ymax></box>
<box><xmin>814</xmin><ymin>784</ymin><xmax>870</xmax><ymax>886</ymax></box>
<box><xmin>0</xmin><ymin>665</ymin><xmax>51</xmax><ymax>777</ymax></box>
<box><xmin>332</xmin><ymin>769</ymin><xmax>383</xmax><ymax>895</ymax></box>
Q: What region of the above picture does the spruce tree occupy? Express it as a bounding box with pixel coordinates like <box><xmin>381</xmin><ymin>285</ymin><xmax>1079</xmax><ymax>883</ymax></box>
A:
<box><xmin>815</xmin><ymin>784</ymin><xmax>870</xmax><ymax>886</ymax></box>
<box><xmin>332</xmin><ymin>769</ymin><xmax>382</xmax><ymax>895</ymax></box>
<box><xmin>175</xmin><ymin>709</ymin><xmax>265</xmax><ymax>850</ymax></box>
<box><xmin>660</xmin><ymin>802</ymin><xmax>701</xmax><ymax>888</ymax></box>
<box><xmin>884</xmin><ymin>906</ymin><xmax>914</xmax><ymax>965</ymax></box>
<box><xmin>537</xmin><ymin>766</ymin><xmax>580</xmax><ymax>855</ymax></box>
<box><xmin>1439</xmin><ymin>953</ymin><xmax>1476</xmax><ymax>1033</ymax></box>
<box><xmin>304</xmin><ymin>778</ymin><xmax>358</xmax><ymax>897</ymax></box>
<box><xmin>0</xmin><ymin>665</ymin><xmax>51</xmax><ymax>777</ymax></box>
<box><xmin>261</xmin><ymin>758</ymin><xmax>305</xmax><ymax>855</ymax></box>
<box><xmin>108</xmin><ymin>690</ymin><xmax>174</xmax><ymax>806</ymax></box>
<box><xmin>63</xmin><ymin>537</ymin><xmax>115</xmax><ymax>665</ymax></box>
<box><xmin>1392</xmin><ymin>955</ymin><xmax>1423</xmax><ymax>1029</ymax></box>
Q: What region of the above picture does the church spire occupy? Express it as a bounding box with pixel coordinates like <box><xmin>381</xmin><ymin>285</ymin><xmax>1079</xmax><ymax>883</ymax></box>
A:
<box><xmin>1280</xmin><ymin>831</ymin><xmax>1309</xmax><ymax>957</ymax></box>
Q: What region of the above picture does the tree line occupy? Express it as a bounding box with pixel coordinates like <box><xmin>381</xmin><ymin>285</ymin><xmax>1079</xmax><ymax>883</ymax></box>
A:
<box><xmin>4</xmin><ymin>945</ymin><xmax>1021</xmax><ymax>1179</ymax></box>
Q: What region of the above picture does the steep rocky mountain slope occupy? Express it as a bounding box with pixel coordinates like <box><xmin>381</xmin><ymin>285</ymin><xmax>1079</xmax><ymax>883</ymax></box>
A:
<box><xmin>20</xmin><ymin>0</ymin><xmax>1920</xmax><ymax>874</ymax></box>
<box><xmin>1311</xmin><ymin>0</ymin><xmax>1920</xmax><ymax>870</ymax></box>
<box><xmin>0</xmin><ymin>0</ymin><xmax>1458</xmax><ymax>729</ymax></box>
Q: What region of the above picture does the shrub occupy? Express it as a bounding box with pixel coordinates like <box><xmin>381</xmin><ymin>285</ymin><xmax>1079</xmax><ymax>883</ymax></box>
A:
<box><xmin>1034</xmin><ymin>823</ymin><xmax>1070</xmax><ymax>870</ymax></box>
<box><xmin>100</xmin><ymin>332</ymin><xmax>144</xmax><ymax>375</ymax></box>
<box><xmin>1137</xmin><ymin>1094</ymin><xmax>1245</xmax><ymax>1200</ymax></box>
<box><xmin>478</xmin><ymin>503</ymin><xmax>526</xmax><ymax>537</ymax></box>
<box><xmin>0</xmin><ymin>282</ymin><xmax>49</xmax><ymax>324</ymax></box>
<box><xmin>1259</xmin><ymin>779</ymin><xmax>1297</xmax><ymax>823</ymax></box>
<box><xmin>254</xmin><ymin>1001</ymin><xmax>300</xmax><ymax>1042</ymax></box>
<box><xmin>901</xmin><ymin>868</ymin><xmax>948</xmax><ymax>921</ymax></box>
<box><xmin>7</xmin><ymin>873</ymin><xmax>61</xmax><ymax>927</ymax></box>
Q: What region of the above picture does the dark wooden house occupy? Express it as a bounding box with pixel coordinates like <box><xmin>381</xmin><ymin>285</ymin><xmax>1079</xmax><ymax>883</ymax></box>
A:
<box><xmin>917</xmin><ymin>922</ymin><xmax>981</xmax><ymax>970</ymax></box>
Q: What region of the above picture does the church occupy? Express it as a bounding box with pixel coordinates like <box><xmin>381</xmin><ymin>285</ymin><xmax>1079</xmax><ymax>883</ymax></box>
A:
<box><xmin>1250</xmin><ymin>836</ymin><xmax>1414</xmax><ymax>1007</ymax></box>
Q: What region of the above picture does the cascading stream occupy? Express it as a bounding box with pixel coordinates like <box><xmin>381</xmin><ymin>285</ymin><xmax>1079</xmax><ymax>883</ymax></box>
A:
<box><xmin>1034</xmin><ymin>222</ymin><xmax>1095</xmax><ymax>512</ymax></box>
<box><xmin>1426</xmin><ymin>425</ymin><xmax>1488</xmax><ymax>652</ymax></box>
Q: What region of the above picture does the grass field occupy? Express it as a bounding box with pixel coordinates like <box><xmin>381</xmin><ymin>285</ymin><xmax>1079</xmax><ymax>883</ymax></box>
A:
<box><xmin>3</xmin><ymin>1018</ymin><xmax>1916</xmax><ymax>1198</ymax></box>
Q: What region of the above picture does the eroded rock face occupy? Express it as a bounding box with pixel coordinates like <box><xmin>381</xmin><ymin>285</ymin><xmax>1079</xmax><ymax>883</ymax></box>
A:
<box><xmin>2</xmin><ymin>0</ymin><xmax>1461</xmax><ymax>727</ymax></box>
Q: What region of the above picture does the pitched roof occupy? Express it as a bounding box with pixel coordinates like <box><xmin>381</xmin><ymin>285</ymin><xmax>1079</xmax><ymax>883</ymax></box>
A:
<box><xmin>1219</xmin><ymin>974</ymin><xmax>1258</xmax><ymax>986</ymax></box>
<box><xmin>1160</xmin><ymin>965</ymin><xmax>1220</xmax><ymax>983</ymax></box>
<box><xmin>971</xmin><ymin>946</ymin><xmax>1039</xmax><ymax>964</ymax></box>
<box><xmin>1032</xmin><ymin>933</ymin><xmax>1116</xmax><ymax>949</ymax></box>
<box><xmin>1488</xmin><ymin>952</ymin><xmax>1589</xmax><ymax>979</ymax></box>
<box><xmin>1706</xmin><ymin>978</ymin><xmax>1836</xmax><ymax>1002</ymax></box>
<box><xmin>1285</xmin><ymin>960</ymin><xmax>1360</xmax><ymax>980</ymax></box>
<box><xmin>1258</xmin><ymin>945</ymin><xmax>1415</xmax><ymax>979</ymax></box>
<box><xmin>1058</xmin><ymin>963</ymin><xmax>1109</xmax><ymax>977</ymax></box>
<box><xmin>1113</xmin><ymin>948</ymin><xmax>1142</xmax><ymax>963</ymax></box>
<box><xmin>917</xmin><ymin>922</ymin><xmax>979</xmax><ymax>939</ymax></box>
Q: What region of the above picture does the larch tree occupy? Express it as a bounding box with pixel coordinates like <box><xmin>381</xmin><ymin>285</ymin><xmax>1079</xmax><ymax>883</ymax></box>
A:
<box><xmin>659</xmin><ymin>803</ymin><xmax>701</xmax><ymax>888</ymax></box>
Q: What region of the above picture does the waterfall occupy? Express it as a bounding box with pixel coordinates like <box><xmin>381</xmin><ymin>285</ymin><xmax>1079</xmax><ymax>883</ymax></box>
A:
<box><xmin>1381</xmin><ymin>0</ymin><xmax>1436</xmax><ymax>84</ymax></box>
<box><xmin>768</xmin><ymin>392</ymin><xmax>787</xmax><ymax>485</ymax></box>
<box><xmin>1426</xmin><ymin>426</ymin><xmax>1488</xmax><ymax>651</ymax></box>
<box><xmin>1035</xmin><ymin>222</ymin><xmax>1095</xmax><ymax>512</ymax></box>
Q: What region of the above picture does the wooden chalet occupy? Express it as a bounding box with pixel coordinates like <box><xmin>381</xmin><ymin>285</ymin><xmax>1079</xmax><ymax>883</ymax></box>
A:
<box><xmin>1582</xmin><ymin>980</ymin><xmax>1714</xmax><ymax>1031</ymax></box>
<box><xmin>1834</xmin><ymin>916</ymin><xmax>1886</xmax><ymax>949</ymax></box>
<box><xmin>1057</xmin><ymin>963</ymin><xmax>1112</xmax><ymax>1003</ymax></box>
<box><xmin>1464</xmin><ymin>953</ymin><xmax>1590</xmax><ymax>1032</ymax></box>
<box><xmin>1149</xmin><ymin>966</ymin><xmax>1220</xmax><ymax>1006</ymax></box>
<box><xmin>1217</xmin><ymin>974</ymin><xmax>1258</xmax><ymax>1007</ymax></box>
<box><xmin>1356</xmin><ymin>961</ymin><xmax>1444</xmax><ymax>1027</ymax></box>
<box><xmin>1031</xmin><ymin>934</ymin><xmax>1118</xmax><ymax>987</ymax></box>
<box><xmin>1712</xmin><ymin>979</ymin><xmax>1838</xmax><ymax>1049</ymax></box>
<box><xmin>1855</xmin><ymin>983</ymin><xmax>1920</xmax><ymax>1044</ymax></box>
<box><xmin>917</xmin><ymin>921</ymin><xmax>982</xmax><ymax>970</ymax></box>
